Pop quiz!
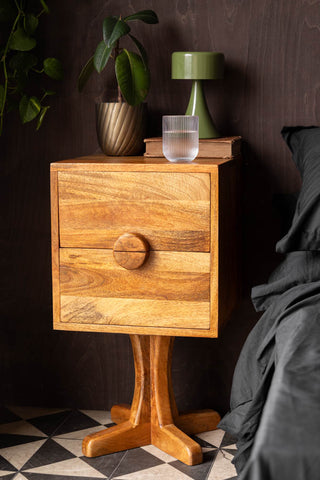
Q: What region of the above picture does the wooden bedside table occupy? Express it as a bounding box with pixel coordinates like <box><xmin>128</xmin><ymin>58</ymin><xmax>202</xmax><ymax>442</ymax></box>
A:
<box><xmin>50</xmin><ymin>154</ymin><xmax>240</xmax><ymax>465</ymax></box>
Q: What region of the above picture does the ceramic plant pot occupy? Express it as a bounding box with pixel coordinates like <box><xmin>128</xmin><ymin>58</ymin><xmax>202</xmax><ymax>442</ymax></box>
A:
<box><xmin>96</xmin><ymin>102</ymin><xmax>147</xmax><ymax>156</ymax></box>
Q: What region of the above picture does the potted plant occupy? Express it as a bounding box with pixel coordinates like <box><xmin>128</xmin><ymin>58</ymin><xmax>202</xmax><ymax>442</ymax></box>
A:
<box><xmin>0</xmin><ymin>0</ymin><xmax>63</xmax><ymax>136</ymax></box>
<box><xmin>78</xmin><ymin>9</ymin><xmax>159</xmax><ymax>156</ymax></box>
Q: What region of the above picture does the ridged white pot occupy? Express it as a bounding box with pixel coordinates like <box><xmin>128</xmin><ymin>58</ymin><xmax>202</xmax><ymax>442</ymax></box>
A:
<box><xmin>96</xmin><ymin>102</ymin><xmax>147</xmax><ymax>156</ymax></box>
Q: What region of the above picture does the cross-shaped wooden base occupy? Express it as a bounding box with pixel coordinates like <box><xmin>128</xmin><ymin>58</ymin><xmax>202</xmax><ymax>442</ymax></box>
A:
<box><xmin>82</xmin><ymin>335</ymin><xmax>220</xmax><ymax>465</ymax></box>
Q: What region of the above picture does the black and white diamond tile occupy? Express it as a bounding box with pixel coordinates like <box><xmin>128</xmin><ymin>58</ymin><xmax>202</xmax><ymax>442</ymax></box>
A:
<box><xmin>205</xmin><ymin>430</ymin><xmax>238</xmax><ymax>480</ymax></box>
<box><xmin>0</xmin><ymin>406</ymin><xmax>237</xmax><ymax>480</ymax></box>
<box><xmin>0</xmin><ymin>407</ymin><xmax>21</xmax><ymax>425</ymax></box>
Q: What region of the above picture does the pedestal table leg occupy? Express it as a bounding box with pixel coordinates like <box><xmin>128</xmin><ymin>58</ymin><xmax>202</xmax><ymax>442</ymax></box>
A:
<box><xmin>83</xmin><ymin>334</ymin><xmax>220</xmax><ymax>466</ymax></box>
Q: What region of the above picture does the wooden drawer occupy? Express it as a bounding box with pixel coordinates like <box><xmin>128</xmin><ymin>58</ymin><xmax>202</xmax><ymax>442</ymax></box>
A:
<box><xmin>59</xmin><ymin>248</ymin><xmax>210</xmax><ymax>329</ymax></box>
<box><xmin>58</xmin><ymin>171</ymin><xmax>210</xmax><ymax>251</ymax></box>
<box><xmin>51</xmin><ymin>156</ymin><xmax>240</xmax><ymax>338</ymax></box>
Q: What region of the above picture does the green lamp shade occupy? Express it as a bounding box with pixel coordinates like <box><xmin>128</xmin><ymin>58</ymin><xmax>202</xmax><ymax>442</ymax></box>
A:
<box><xmin>171</xmin><ymin>52</ymin><xmax>225</xmax><ymax>139</ymax></box>
<box><xmin>172</xmin><ymin>52</ymin><xmax>224</xmax><ymax>80</ymax></box>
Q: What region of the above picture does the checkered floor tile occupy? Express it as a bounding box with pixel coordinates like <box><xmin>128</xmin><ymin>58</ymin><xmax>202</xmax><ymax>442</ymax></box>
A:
<box><xmin>0</xmin><ymin>406</ymin><xmax>237</xmax><ymax>479</ymax></box>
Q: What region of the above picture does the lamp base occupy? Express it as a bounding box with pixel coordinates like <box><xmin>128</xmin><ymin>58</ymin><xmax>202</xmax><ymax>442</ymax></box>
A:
<box><xmin>186</xmin><ymin>80</ymin><xmax>220</xmax><ymax>139</ymax></box>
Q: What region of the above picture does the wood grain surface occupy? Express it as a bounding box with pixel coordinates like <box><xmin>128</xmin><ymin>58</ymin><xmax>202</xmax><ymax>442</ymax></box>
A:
<box><xmin>60</xmin><ymin>248</ymin><xmax>210</xmax><ymax>301</ymax></box>
<box><xmin>50</xmin><ymin>170</ymin><xmax>61</xmax><ymax>331</ymax></box>
<box><xmin>60</xmin><ymin>296</ymin><xmax>210</xmax><ymax>330</ymax></box>
<box><xmin>59</xmin><ymin>245</ymin><xmax>211</xmax><ymax>332</ymax></box>
<box><xmin>51</xmin><ymin>156</ymin><xmax>231</xmax><ymax>170</ymax></box>
<box><xmin>52</xmin><ymin>158</ymin><xmax>239</xmax><ymax>337</ymax></box>
<box><xmin>2</xmin><ymin>0</ymin><xmax>319</xmax><ymax>411</ymax></box>
<box><xmin>83</xmin><ymin>335</ymin><xmax>218</xmax><ymax>465</ymax></box>
<box><xmin>58</xmin><ymin>171</ymin><xmax>210</xmax><ymax>251</ymax></box>
<box><xmin>113</xmin><ymin>233</ymin><xmax>150</xmax><ymax>270</ymax></box>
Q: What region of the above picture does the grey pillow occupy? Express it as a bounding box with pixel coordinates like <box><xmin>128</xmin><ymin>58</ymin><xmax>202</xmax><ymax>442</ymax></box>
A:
<box><xmin>276</xmin><ymin>126</ymin><xmax>320</xmax><ymax>253</ymax></box>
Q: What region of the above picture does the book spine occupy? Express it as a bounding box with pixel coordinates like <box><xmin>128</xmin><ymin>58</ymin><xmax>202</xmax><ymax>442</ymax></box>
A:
<box><xmin>144</xmin><ymin>138</ymin><xmax>241</xmax><ymax>158</ymax></box>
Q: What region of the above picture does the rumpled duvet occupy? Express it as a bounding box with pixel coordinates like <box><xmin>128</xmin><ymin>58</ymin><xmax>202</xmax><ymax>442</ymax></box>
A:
<box><xmin>219</xmin><ymin>251</ymin><xmax>320</xmax><ymax>479</ymax></box>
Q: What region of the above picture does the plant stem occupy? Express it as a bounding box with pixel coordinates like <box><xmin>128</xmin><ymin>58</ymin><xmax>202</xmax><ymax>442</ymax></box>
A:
<box><xmin>117</xmin><ymin>83</ymin><xmax>122</xmax><ymax>103</ymax></box>
<box><xmin>0</xmin><ymin>8</ymin><xmax>22</xmax><ymax>135</ymax></box>
<box><xmin>37</xmin><ymin>8</ymin><xmax>46</xmax><ymax>18</ymax></box>
<box><xmin>114</xmin><ymin>39</ymin><xmax>122</xmax><ymax>103</ymax></box>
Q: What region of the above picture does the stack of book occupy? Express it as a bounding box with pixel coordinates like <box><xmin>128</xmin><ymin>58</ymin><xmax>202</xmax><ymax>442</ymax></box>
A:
<box><xmin>144</xmin><ymin>136</ymin><xmax>242</xmax><ymax>159</ymax></box>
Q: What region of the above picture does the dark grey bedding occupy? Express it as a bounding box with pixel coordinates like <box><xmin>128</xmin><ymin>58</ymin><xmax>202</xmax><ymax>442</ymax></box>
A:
<box><xmin>219</xmin><ymin>252</ymin><xmax>320</xmax><ymax>478</ymax></box>
<box><xmin>219</xmin><ymin>127</ymin><xmax>320</xmax><ymax>479</ymax></box>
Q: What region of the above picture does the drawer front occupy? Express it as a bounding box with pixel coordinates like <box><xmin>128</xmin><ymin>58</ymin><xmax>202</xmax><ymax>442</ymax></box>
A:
<box><xmin>58</xmin><ymin>171</ymin><xmax>210</xmax><ymax>252</ymax></box>
<box><xmin>59</xmin><ymin>248</ymin><xmax>211</xmax><ymax>329</ymax></box>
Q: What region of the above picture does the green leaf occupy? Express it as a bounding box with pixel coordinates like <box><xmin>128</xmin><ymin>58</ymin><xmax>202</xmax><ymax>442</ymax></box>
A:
<box><xmin>24</xmin><ymin>14</ymin><xmax>39</xmax><ymax>35</ymax></box>
<box><xmin>103</xmin><ymin>16</ymin><xmax>130</xmax><ymax>47</ymax></box>
<box><xmin>115</xmin><ymin>49</ymin><xmax>150</xmax><ymax>106</ymax></box>
<box><xmin>124</xmin><ymin>10</ymin><xmax>159</xmax><ymax>24</ymax></box>
<box><xmin>40</xmin><ymin>0</ymin><xmax>49</xmax><ymax>13</ymax></box>
<box><xmin>93</xmin><ymin>41</ymin><xmax>113</xmax><ymax>73</ymax></box>
<box><xmin>19</xmin><ymin>95</ymin><xmax>41</xmax><ymax>123</ymax></box>
<box><xmin>10</xmin><ymin>27</ymin><xmax>36</xmax><ymax>51</ymax></box>
<box><xmin>129</xmin><ymin>34</ymin><xmax>148</xmax><ymax>67</ymax></box>
<box><xmin>36</xmin><ymin>105</ymin><xmax>50</xmax><ymax>130</ymax></box>
<box><xmin>9</xmin><ymin>52</ymin><xmax>38</xmax><ymax>73</ymax></box>
<box><xmin>0</xmin><ymin>85</ymin><xmax>5</xmax><ymax>111</ymax></box>
<box><xmin>43</xmin><ymin>58</ymin><xmax>63</xmax><ymax>80</ymax></box>
<box><xmin>78</xmin><ymin>56</ymin><xmax>94</xmax><ymax>91</ymax></box>
<box><xmin>102</xmin><ymin>16</ymin><xmax>117</xmax><ymax>44</ymax></box>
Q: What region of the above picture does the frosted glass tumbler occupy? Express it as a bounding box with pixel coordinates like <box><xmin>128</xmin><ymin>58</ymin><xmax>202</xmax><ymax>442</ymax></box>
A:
<box><xmin>162</xmin><ymin>115</ymin><xmax>199</xmax><ymax>162</ymax></box>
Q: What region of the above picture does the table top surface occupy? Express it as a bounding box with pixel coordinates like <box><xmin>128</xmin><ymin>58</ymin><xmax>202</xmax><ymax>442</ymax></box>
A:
<box><xmin>51</xmin><ymin>154</ymin><xmax>237</xmax><ymax>173</ymax></box>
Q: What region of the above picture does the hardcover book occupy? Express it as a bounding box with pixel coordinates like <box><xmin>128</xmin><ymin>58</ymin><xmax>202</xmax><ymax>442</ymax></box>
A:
<box><xmin>144</xmin><ymin>136</ymin><xmax>242</xmax><ymax>158</ymax></box>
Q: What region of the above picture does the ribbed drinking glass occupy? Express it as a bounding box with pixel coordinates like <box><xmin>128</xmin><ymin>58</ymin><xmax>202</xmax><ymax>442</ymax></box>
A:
<box><xmin>162</xmin><ymin>115</ymin><xmax>199</xmax><ymax>162</ymax></box>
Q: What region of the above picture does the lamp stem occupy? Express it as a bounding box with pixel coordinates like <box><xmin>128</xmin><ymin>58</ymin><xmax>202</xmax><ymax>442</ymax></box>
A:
<box><xmin>185</xmin><ymin>80</ymin><xmax>220</xmax><ymax>139</ymax></box>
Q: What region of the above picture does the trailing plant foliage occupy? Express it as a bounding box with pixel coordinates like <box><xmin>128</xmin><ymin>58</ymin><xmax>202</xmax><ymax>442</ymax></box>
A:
<box><xmin>78</xmin><ymin>9</ymin><xmax>158</xmax><ymax>106</ymax></box>
<box><xmin>0</xmin><ymin>0</ymin><xmax>63</xmax><ymax>135</ymax></box>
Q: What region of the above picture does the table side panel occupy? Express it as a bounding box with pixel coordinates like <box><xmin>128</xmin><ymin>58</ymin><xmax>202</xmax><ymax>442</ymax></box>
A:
<box><xmin>50</xmin><ymin>169</ymin><xmax>61</xmax><ymax>329</ymax></box>
<box><xmin>217</xmin><ymin>159</ymin><xmax>241</xmax><ymax>333</ymax></box>
<box><xmin>209</xmin><ymin>170</ymin><xmax>219</xmax><ymax>337</ymax></box>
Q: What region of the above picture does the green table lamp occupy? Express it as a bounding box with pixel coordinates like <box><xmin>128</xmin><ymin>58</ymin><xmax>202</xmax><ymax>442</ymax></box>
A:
<box><xmin>172</xmin><ymin>51</ymin><xmax>224</xmax><ymax>138</ymax></box>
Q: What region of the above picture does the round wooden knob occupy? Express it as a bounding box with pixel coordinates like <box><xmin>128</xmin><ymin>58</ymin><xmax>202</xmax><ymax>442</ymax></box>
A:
<box><xmin>113</xmin><ymin>233</ymin><xmax>149</xmax><ymax>270</ymax></box>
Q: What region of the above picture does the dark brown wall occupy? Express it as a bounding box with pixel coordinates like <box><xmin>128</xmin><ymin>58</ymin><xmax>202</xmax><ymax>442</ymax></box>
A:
<box><xmin>1</xmin><ymin>0</ymin><xmax>319</xmax><ymax>414</ymax></box>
